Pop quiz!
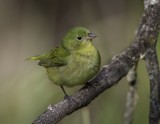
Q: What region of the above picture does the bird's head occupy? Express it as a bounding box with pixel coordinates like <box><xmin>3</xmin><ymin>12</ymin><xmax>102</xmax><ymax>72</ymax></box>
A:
<box><xmin>62</xmin><ymin>27</ymin><xmax>96</xmax><ymax>50</ymax></box>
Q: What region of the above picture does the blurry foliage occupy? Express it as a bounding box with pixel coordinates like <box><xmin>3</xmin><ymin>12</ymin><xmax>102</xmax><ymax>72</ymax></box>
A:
<box><xmin>0</xmin><ymin>0</ymin><xmax>158</xmax><ymax>124</ymax></box>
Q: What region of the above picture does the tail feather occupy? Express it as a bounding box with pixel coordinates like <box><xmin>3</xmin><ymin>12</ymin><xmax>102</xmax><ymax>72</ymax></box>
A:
<box><xmin>26</xmin><ymin>54</ymin><xmax>45</xmax><ymax>61</ymax></box>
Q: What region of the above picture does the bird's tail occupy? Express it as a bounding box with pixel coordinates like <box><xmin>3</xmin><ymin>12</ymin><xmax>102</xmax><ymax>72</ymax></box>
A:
<box><xmin>26</xmin><ymin>54</ymin><xmax>45</xmax><ymax>61</ymax></box>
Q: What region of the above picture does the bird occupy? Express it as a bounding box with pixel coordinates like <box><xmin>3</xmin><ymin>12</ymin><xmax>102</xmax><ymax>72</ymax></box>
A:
<box><xmin>28</xmin><ymin>27</ymin><xmax>101</xmax><ymax>97</ymax></box>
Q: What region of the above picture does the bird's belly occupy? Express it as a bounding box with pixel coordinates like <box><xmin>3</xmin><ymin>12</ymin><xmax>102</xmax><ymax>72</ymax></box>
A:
<box><xmin>46</xmin><ymin>56</ymin><xmax>100</xmax><ymax>87</ymax></box>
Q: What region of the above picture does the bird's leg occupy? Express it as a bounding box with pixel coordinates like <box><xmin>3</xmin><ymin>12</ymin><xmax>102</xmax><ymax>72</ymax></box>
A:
<box><xmin>60</xmin><ymin>85</ymin><xmax>69</xmax><ymax>99</ymax></box>
<box><xmin>60</xmin><ymin>86</ymin><xmax>78</xmax><ymax>103</ymax></box>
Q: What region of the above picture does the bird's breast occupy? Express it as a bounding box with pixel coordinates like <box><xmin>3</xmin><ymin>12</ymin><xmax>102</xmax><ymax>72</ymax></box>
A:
<box><xmin>63</xmin><ymin>45</ymin><xmax>100</xmax><ymax>86</ymax></box>
<box><xmin>47</xmin><ymin>45</ymin><xmax>100</xmax><ymax>87</ymax></box>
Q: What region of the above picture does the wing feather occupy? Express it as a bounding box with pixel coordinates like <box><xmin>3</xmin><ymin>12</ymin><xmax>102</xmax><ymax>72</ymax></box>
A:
<box><xmin>28</xmin><ymin>46</ymin><xmax>70</xmax><ymax>67</ymax></box>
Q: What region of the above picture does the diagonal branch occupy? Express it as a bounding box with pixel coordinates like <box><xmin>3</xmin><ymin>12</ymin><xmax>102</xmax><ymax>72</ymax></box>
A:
<box><xmin>32</xmin><ymin>2</ymin><xmax>160</xmax><ymax>124</ymax></box>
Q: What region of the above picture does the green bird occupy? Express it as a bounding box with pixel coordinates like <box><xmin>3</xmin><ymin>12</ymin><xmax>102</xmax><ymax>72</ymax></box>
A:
<box><xmin>28</xmin><ymin>27</ymin><xmax>101</xmax><ymax>97</ymax></box>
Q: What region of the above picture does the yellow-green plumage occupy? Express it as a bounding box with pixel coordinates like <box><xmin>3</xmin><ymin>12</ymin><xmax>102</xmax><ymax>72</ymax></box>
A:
<box><xmin>28</xmin><ymin>27</ymin><xmax>100</xmax><ymax>95</ymax></box>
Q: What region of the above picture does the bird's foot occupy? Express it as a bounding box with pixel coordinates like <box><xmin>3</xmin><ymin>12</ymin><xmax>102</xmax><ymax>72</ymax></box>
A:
<box><xmin>64</xmin><ymin>94</ymin><xmax>70</xmax><ymax>100</ymax></box>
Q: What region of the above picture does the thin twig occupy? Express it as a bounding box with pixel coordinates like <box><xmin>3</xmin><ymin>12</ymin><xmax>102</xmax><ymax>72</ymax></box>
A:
<box><xmin>124</xmin><ymin>65</ymin><xmax>138</xmax><ymax>124</ymax></box>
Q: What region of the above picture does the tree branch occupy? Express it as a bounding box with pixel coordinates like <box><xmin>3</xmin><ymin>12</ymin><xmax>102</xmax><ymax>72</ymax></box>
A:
<box><xmin>143</xmin><ymin>0</ymin><xmax>160</xmax><ymax>123</ymax></box>
<box><xmin>32</xmin><ymin>1</ymin><xmax>160</xmax><ymax>124</ymax></box>
<box><xmin>146</xmin><ymin>47</ymin><xmax>160</xmax><ymax>124</ymax></box>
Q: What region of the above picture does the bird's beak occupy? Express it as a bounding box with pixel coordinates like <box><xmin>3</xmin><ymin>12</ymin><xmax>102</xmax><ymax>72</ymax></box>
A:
<box><xmin>88</xmin><ymin>32</ymin><xmax>96</xmax><ymax>40</ymax></box>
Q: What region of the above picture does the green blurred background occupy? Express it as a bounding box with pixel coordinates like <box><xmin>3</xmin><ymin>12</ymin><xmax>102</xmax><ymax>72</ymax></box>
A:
<box><xmin>0</xmin><ymin>0</ymin><xmax>160</xmax><ymax>124</ymax></box>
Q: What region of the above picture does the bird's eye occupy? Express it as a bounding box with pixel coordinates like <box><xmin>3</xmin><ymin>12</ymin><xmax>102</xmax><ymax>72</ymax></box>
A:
<box><xmin>77</xmin><ymin>36</ymin><xmax>82</xmax><ymax>40</ymax></box>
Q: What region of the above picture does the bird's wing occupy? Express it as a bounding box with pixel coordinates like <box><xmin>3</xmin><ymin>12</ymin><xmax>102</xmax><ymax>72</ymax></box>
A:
<box><xmin>28</xmin><ymin>46</ymin><xmax>70</xmax><ymax>67</ymax></box>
